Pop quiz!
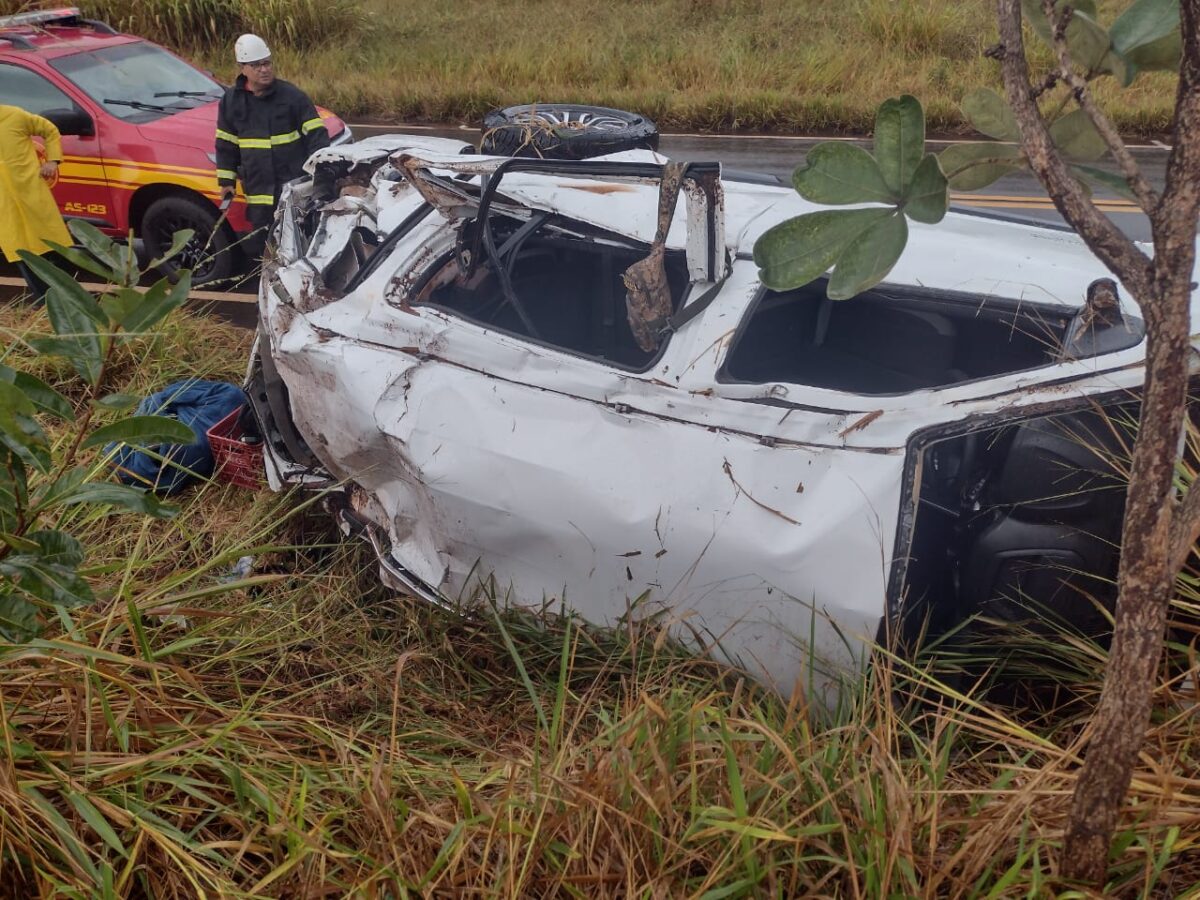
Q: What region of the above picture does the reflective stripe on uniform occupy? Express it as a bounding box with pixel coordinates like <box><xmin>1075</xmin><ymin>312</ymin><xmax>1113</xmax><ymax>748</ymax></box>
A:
<box><xmin>301</xmin><ymin>117</ymin><xmax>325</xmax><ymax>134</ymax></box>
<box><xmin>238</xmin><ymin>137</ymin><xmax>272</xmax><ymax>149</ymax></box>
<box><xmin>244</xmin><ymin>194</ymin><xmax>275</xmax><ymax>205</ymax></box>
<box><xmin>270</xmin><ymin>131</ymin><xmax>300</xmax><ymax>145</ymax></box>
<box><xmin>215</xmin><ymin>168</ymin><xmax>237</xmax><ymax>181</ymax></box>
<box><xmin>215</xmin><ymin>128</ymin><xmax>238</xmax><ymax>144</ymax></box>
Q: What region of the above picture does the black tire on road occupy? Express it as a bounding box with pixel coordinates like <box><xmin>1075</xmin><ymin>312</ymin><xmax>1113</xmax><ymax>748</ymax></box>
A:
<box><xmin>480</xmin><ymin>104</ymin><xmax>659</xmax><ymax>160</ymax></box>
<box><xmin>141</xmin><ymin>195</ymin><xmax>236</xmax><ymax>286</ymax></box>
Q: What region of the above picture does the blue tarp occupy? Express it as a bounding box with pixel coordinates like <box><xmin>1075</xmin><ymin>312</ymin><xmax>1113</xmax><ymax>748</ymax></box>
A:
<box><xmin>109</xmin><ymin>379</ymin><xmax>246</xmax><ymax>495</ymax></box>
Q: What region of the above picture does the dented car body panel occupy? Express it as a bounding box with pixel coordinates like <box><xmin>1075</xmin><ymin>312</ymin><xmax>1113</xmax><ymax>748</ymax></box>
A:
<box><xmin>251</xmin><ymin>135</ymin><xmax>1196</xmax><ymax>692</ymax></box>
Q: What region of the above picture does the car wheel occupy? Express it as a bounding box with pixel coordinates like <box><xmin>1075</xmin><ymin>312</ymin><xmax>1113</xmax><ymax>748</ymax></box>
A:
<box><xmin>480</xmin><ymin>103</ymin><xmax>659</xmax><ymax>160</ymax></box>
<box><xmin>141</xmin><ymin>195</ymin><xmax>235</xmax><ymax>286</ymax></box>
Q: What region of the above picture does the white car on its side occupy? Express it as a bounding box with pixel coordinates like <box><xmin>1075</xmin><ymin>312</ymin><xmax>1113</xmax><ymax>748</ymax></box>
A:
<box><xmin>246</xmin><ymin>127</ymin><xmax>1186</xmax><ymax>693</ymax></box>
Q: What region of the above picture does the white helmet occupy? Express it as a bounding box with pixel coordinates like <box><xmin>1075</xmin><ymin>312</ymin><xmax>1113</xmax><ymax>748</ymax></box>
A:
<box><xmin>234</xmin><ymin>34</ymin><xmax>271</xmax><ymax>64</ymax></box>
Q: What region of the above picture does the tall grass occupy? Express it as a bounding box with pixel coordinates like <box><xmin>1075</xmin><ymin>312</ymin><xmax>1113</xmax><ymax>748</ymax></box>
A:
<box><xmin>0</xmin><ymin>0</ymin><xmax>365</xmax><ymax>52</ymax></box>
<box><xmin>1</xmin><ymin>0</ymin><xmax>1174</xmax><ymax>131</ymax></box>
<box><xmin>0</xmin><ymin>302</ymin><xmax>1198</xmax><ymax>895</ymax></box>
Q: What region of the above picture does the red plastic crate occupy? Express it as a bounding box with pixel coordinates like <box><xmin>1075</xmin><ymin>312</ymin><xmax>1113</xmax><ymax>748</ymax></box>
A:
<box><xmin>206</xmin><ymin>406</ymin><xmax>265</xmax><ymax>490</ymax></box>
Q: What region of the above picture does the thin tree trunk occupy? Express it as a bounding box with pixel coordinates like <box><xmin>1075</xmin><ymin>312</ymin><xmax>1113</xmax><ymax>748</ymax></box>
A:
<box><xmin>993</xmin><ymin>0</ymin><xmax>1200</xmax><ymax>885</ymax></box>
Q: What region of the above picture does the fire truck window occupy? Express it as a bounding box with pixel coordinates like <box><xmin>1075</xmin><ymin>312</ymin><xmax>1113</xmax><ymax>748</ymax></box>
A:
<box><xmin>0</xmin><ymin>63</ymin><xmax>75</xmax><ymax>118</ymax></box>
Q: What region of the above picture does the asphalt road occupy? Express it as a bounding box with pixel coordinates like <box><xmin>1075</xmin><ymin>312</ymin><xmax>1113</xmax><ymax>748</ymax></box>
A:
<box><xmin>349</xmin><ymin>122</ymin><xmax>1164</xmax><ymax>242</ymax></box>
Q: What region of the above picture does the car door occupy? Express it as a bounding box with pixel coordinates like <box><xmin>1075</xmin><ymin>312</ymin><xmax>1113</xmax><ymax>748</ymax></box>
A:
<box><xmin>0</xmin><ymin>61</ymin><xmax>114</xmax><ymax>229</ymax></box>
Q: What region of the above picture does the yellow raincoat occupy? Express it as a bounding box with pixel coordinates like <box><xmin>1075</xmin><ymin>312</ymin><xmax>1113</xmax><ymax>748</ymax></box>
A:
<box><xmin>0</xmin><ymin>105</ymin><xmax>70</xmax><ymax>263</ymax></box>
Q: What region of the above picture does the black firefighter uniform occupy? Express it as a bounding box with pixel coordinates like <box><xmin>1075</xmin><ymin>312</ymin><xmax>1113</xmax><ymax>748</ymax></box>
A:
<box><xmin>214</xmin><ymin>75</ymin><xmax>330</xmax><ymax>231</ymax></box>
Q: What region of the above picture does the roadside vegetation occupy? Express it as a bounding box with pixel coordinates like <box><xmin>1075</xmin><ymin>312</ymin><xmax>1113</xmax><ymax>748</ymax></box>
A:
<box><xmin>201</xmin><ymin>0</ymin><xmax>1180</xmax><ymax>133</ymax></box>
<box><xmin>0</xmin><ymin>0</ymin><xmax>1173</xmax><ymax>132</ymax></box>
<box><xmin>1</xmin><ymin>298</ymin><xmax>1198</xmax><ymax>894</ymax></box>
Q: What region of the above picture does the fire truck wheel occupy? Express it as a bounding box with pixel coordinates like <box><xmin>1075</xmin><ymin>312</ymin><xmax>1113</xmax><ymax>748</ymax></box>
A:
<box><xmin>142</xmin><ymin>195</ymin><xmax>235</xmax><ymax>286</ymax></box>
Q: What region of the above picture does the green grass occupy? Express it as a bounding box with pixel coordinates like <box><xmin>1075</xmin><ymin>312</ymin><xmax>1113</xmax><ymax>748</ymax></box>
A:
<box><xmin>2</xmin><ymin>0</ymin><xmax>1177</xmax><ymax>132</ymax></box>
<box><xmin>185</xmin><ymin>0</ymin><xmax>1173</xmax><ymax>134</ymax></box>
<box><xmin>0</xmin><ymin>304</ymin><xmax>1199</xmax><ymax>895</ymax></box>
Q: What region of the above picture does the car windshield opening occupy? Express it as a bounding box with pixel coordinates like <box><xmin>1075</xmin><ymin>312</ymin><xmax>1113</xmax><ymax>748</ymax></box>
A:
<box><xmin>51</xmin><ymin>43</ymin><xmax>221</xmax><ymax>122</ymax></box>
<box><xmin>416</xmin><ymin>214</ymin><xmax>690</xmax><ymax>371</ymax></box>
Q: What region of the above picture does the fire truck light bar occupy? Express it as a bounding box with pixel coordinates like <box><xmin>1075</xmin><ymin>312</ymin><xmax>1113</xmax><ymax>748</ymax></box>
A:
<box><xmin>0</xmin><ymin>7</ymin><xmax>82</xmax><ymax>29</ymax></box>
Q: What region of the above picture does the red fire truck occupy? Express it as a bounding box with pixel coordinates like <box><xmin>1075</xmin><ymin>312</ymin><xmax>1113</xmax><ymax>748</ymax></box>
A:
<box><xmin>0</xmin><ymin>7</ymin><xmax>350</xmax><ymax>284</ymax></box>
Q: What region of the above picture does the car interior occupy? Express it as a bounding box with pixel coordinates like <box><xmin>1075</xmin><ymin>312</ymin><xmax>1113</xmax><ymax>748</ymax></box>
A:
<box><xmin>722</xmin><ymin>280</ymin><xmax>1144</xmax><ymax>395</ymax></box>
<box><xmin>417</xmin><ymin>215</ymin><xmax>691</xmax><ymax>370</ymax></box>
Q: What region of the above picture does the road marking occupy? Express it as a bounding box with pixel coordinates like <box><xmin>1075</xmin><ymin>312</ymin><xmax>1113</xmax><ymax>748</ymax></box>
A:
<box><xmin>952</xmin><ymin>192</ymin><xmax>1138</xmax><ymax>211</ymax></box>
<box><xmin>0</xmin><ymin>276</ymin><xmax>256</xmax><ymax>304</ymax></box>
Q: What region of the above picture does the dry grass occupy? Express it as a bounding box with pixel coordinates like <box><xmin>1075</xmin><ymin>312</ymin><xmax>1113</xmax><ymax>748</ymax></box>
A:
<box><xmin>0</xmin><ymin>303</ymin><xmax>1198</xmax><ymax>895</ymax></box>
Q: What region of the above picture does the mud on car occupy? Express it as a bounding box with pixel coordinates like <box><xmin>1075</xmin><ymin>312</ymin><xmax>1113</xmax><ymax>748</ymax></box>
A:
<box><xmin>245</xmin><ymin>126</ymin><xmax>1194</xmax><ymax>693</ymax></box>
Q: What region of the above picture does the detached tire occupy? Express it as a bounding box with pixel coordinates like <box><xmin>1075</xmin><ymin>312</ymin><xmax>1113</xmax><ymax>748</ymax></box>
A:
<box><xmin>481</xmin><ymin>103</ymin><xmax>659</xmax><ymax>160</ymax></box>
<box><xmin>142</xmin><ymin>195</ymin><xmax>235</xmax><ymax>286</ymax></box>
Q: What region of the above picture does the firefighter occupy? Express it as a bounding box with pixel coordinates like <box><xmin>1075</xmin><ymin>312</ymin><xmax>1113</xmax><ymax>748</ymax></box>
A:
<box><xmin>215</xmin><ymin>34</ymin><xmax>329</xmax><ymax>261</ymax></box>
<box><xmin>0</xmin><ymin>104</ymin><xmax>70</xmax><ymax>300</ymax></box>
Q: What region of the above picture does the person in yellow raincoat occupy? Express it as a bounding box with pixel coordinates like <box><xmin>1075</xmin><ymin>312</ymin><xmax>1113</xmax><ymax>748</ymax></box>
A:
<box><xmin>0</xmin><ymin>104</ymin><xmax>71</xmax><ymax>299</ymax></box>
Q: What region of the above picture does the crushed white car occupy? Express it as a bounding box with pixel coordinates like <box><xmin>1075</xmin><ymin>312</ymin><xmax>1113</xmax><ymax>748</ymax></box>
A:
<box><xmin>247</xmin><ymin>130</ymin><xmax>1191</xmax><ymax>693</ymax></box>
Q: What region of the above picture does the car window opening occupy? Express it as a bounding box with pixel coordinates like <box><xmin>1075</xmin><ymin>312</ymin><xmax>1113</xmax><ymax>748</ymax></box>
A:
<box><xmin>722</xmin><ymin>280</ymin><xmax>1143</xmax><ymax>396</ymax></box>
<box><xmin>897</xmin><ymin>403</ymin><xmax>1138</xmax><ymax>653</ymax></box>
<box><xmin>417</xmin><ymin>214</ymin><xmax>690</xmax><ymax>370</ymax></box>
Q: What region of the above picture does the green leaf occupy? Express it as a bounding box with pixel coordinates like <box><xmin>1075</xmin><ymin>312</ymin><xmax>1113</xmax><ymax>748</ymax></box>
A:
<box><xmin>1022</xmin><ymin>0</ymin><xmax>1114</xmax><ymax>73</ymax></box>
<box><xmin>95</xmin><ymin>393</ymin><xmax>140</xmax><ymax>412</ymax></box>
<box><xmin>1049</xmin><ymin>109</ymin><xmax>1108</xmax><ymax>161</ymax></box>
<box><xmin>26</xmin><ymin>530</ymin><xmax>85</xmax><ymax>568</ymax></box>
<box><xmin>828</xmin><ymin>212</ymin><xmax>908</xmax><ymax>300</ymax></box>
<box><xmin>81</xmin><ymin>415</ymin><xmax>195</xmax><ymax>451</ymax></box>
<box><xmin>1071</xmin><ymin>163</ymin><xmax>1140</xmax><ymax>202</ymax></box>
<box><xmin>67</xmin><ymin>219</ymin><xmax>125</xmax><ymax>275</ymax></box>
<box><xmin>98</xmin><ymin>288</ymin><xmax>142</xmax><ymax>332</ymax></box>
<box><xmin>45</xmin><ymin>482</ymin><xmax>177</xmax><ymax>519</ymax></box>
<box><xmin>0</xmin><ymin>530</ymin><xmax>93</xmax><ymax>609</ymax></box>
<box><xmin>902</xmin><ymin>153</ymin><xmax>949</xmax><ymax>224</ymax></box>
<box><xmin>1111</xmin><ymin>0</ymin><xmax>1181</xmax><ymax>78</ymax></box>
<box><xmin>28</xmin><ymin>467</ymin><xmax>87</xmax><ymax>519</ymax></box>
<box><xmin>939</xmin><ymin>143</ymin><xmax>1024</xmax><ymax>191</ymax></box>
<box><xmin>147</xmin><ymin>229</ymin><xmax>196</xmax><ymax>270</ymax></box>
<box><xmin>874</xmin><ymin>95</ymin><xmax>926</xmax><ymax>196</ymax></box>
<box><xmin>43</xmin><ymin>240</ymin><xmax>119</xmax><ymax>284</ymax></box>
<box><xmin>0</xmin><ymin>380</ymin><xmax>50</xmax><ymax>474</ymax></box>
<box><xmin>0</xmin><ymin>364</ymin><xmax>74</xmax><ymax>421</ymax></box>
<box><xmin>792</xmin><ymin>142</ymin><xmax>896</xmax><ymax>205</ymax></box>
<box><xmin>961</xmin><ymin>88</ymin><xmax>1020</xmax><ymax>142</ymax></box>
<box><xmin>66</xmin><ymin>792</ymin><xmax>128</xmax><ymax>859</ymax></box>
<box><xmin>18</xmin><ymin>250</ymin><xmax>105</xmax><ymax>385</ymax></box>
<box><xmin>753</xmin><ymin>207</ymin><xmax>895</xmax><ymax>292</ymax></box>
<box><xmin>0</xmin><ymin>533</ymin><xmax>40</xmax><ymax>554</ymax></box>
<box><xmin>0</xmin><ymin>589</ymin><xmax>38</xmax><ymax>642</ymax></box>
<box><xmin>119</xmin><ymin>274</ymin><xmax>191</xmax><ymax>336</ymax></box>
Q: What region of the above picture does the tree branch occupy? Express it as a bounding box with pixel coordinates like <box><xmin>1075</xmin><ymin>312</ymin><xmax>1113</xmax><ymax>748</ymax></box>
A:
<box><xmin>995</xmin><ymin>0</ymin><xmax>1154</xmax><ymax>303</ymax></box>
<box><xmin>1040</xmin><ymin>0</ymin><xmax>1159</xmax><ymax>213</ymax></box>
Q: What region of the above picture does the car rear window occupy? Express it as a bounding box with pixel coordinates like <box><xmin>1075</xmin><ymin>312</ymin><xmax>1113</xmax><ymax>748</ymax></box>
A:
<box><xmin>50</xmin><ymin>42</ymin><xmax>220</xmax><ymax>122</ymax></box>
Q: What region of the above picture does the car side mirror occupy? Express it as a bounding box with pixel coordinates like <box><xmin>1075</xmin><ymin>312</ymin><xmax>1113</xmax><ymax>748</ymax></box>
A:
<box><xmin>43</xmin><ymin>107</ymin><xmax>94</xmax><ymax>137</ymax></box>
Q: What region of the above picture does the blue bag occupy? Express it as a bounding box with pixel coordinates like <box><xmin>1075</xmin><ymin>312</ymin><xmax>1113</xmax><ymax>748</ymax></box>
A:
<box><xmin>109</xmin><ymin>379</ymin><xmax>247</xmax><ymax>495</ymax></box>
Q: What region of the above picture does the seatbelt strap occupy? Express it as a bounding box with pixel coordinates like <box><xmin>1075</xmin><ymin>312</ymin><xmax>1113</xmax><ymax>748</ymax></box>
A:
<box><xmin>654</xmin><ymin>252</ymin><xmax>733</xmax><ymax>339</ymax></box>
